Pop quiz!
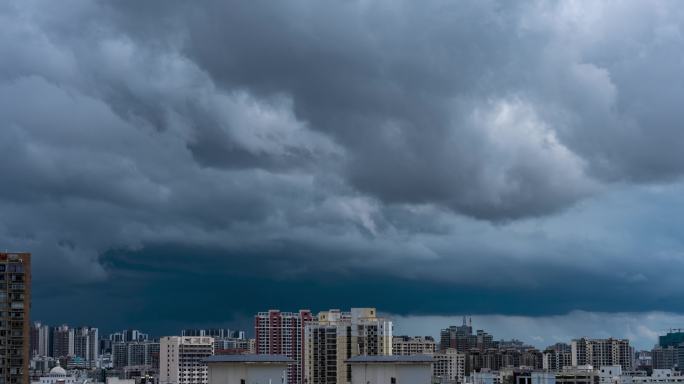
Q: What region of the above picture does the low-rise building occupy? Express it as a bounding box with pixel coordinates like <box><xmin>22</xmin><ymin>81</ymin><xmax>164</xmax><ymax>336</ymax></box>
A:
<box><xmin>469</xmin><ymin>369</ymin><xmax>502</xmax><ymax>384</ymax></box>
<box><xmin>204</xmin><ymin>355</ymin><xmax>291</xmax><ymax>384</ymax></box>
<box><xmin>515</xmin><ymin>372</ymin><xmax>556</xmax><ymax>384</ymax></box>
<box><xmin>620</xmin><ymin>369</ymin><xmax>684</xmax><ymax>384</ymax></box>
<box><xmin>598</xmin><ymin>365</ymin><xmax>622</xmax><ymax>384</ymax></box>
<box><xmin>38</xmin><ymin>363</ymin><xmax>77</xmax><ymax>384</ymax></box>
<box><xmin>556</xmin><ymin>366</ymin><xmax>598</xmax><ymax>384</ymax></box>
<box><xmin>347</xmin><ymin>355</ymin><xmax>434</xmax><ymax>384</ymax></box>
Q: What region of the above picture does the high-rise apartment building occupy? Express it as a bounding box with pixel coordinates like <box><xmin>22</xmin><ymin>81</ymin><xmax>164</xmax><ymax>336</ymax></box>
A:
<box><xmin>304</xmin><ymin>308</ymin><xmax>392</xmax><ymax>384</ymax></box>
<box><xmin>255</xmin><ymin>309</ymin><xmax>314</xmax><ymax>384</ymax></box>
<box><xmin>48</xmin><ymin>325</ymin><xmax>98</xmax><ymax>367</ymax></box>
<box><xmin>73</xmin><ymin>327</ymin><xmax>98</xmax><ymax>368</ymax></box>
<box><xmin>52</xmin><ymin>325</ymin><xmax>74</xmax><ymax>358</ymax></box>
<box><xmin>0</xmin><ymin>253</ymin><xmax>30</xmax><ymax>384</ymax></box>
<box><xmin>30</xmin><ymin>322</ymin><xmax>51</xmax><ymax>357</ymax></box>
<box><xmin>434</xmin><ymin>348</ymin><xmax>466</xmax><ymax>384</ymax></box>
<box><xmin>160</xmin><ymin>336</ymin><xmax>214</xmax><ymax>384</ymax></box>
<box><xmin>113</xmin><ymin>342</ymin><xmax>128</xmax><ymax>369</ymax></box>
<box><xmin>392</xmin><ymin>336</ymin><xmax>436</xmax><ymax>355</ymax></box>
<box><xmin>571</xmin><ymin>338</ymin><xmax>633</xmax><ymax>370</ymax></box>
<box><xmin>465</xmin><ymin>348</ymin><xmax>542</xmax><ymax>373</ymax></box>
<box><xmin>440</xmin><ymin>317</ymin><xmax>493</xmax><ymax>353</ymax></box>
<box><xmin>113</xmin><ymin>341</ymin><xmax>160</xmax><ymax>369</ymax></box>
<box><xmin>543</xmin><ymin>343</ymin><xmax>573</xmax><ymax>371</ymax></box>
<box><xmin>652</xmin><ymin>346</ymin><xmax>679</xmax><ymax>370</ymax></box>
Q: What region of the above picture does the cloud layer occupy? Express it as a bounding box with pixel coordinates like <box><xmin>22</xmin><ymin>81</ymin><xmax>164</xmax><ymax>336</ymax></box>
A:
<box><xmin>2</xmin><ymin>0</ymin><xmax>684</xmax><ymax>334</ymax></box>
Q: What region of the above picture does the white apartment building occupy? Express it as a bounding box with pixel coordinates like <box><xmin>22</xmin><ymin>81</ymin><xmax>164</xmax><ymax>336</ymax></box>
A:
<box><xmin>160</xmin><ymin>336</ymin><xmax>214</xmax><ymax>384</ymax></box>
<box><xmin>434</xmin><ymin>349</ymin><xmax>466</xmax><ymax>384</ymax></box>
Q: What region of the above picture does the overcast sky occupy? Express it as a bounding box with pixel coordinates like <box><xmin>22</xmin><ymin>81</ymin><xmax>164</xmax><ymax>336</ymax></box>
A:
<box><xmin>3</xmin><ymin>0</ymin><xmax>684</xmax><ymax>349</ymax></box>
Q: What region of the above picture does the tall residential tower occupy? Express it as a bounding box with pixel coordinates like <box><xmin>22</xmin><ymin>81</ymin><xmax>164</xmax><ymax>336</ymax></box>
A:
<box><xmin>304</xmin><ymin>308</ymin><xmax>392</xmax><ymax>384</ymax></box>
<box><xmin>0</xmin><ymin>252</ymin><xmax>31</xmax><ymax>384</ymax></box>
<box><xmin>255</xmin><ymin>309</ymin><xmax>314</xmax><ymax>384</ymax></box>
<box><xmin>160</xmin><ymin>336</ymin><xmax>214</xmax><ymax>384</ymax></box>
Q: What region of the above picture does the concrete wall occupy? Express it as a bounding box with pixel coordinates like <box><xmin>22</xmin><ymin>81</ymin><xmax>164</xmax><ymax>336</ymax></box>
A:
<box><xmin>350</xmin><ymin>363</ymin><xmax>432</xmax><ymax>384</ymax></box>
<box><xmin>207</xmin><ymin>363</ymin><xmax>288</xmax><ymax>384</ymax></box>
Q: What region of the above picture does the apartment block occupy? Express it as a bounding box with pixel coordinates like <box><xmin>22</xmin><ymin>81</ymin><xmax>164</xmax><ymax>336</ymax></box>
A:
<box><xmin>571</xmin><ymin>338</ymin><xmax>632</xmax><ymax>370</ymax></box>
<box><xmin>304</xmin><ymin>308</ymin><xmax>393</xmax><ymax>384</ymax></box>
<box><xmin>52</xmin><ymin>325</ymin><xmax>74</xmax><ymax>359</ymax></box>
<box><xmin>542</xmin><ymin>344</ymin><xmax>573</xmax><ymax>372</ymax></box>
<box><xmin>113</xmin><ymin>341</ymin><xmax>160</xmax><ymax>369</ymax></box>
<box><xmin>441</xmin><ymin>318</ymin><xmax>475</xmax><ymax>353</ymax></box>
<box><xmin>73</xmin><ymin>327</ymin><xmax>98</xmax><ymax>369</ymax></box>
<box><xmin>0</xmin><ymin>252</ymin><xmax>31</xmax><ymax>384</ymax></box>
<box><xmin>30</xmin><ymin>322</ymin><xmax>50</xmax><ymax>357</ymax></box>
<box><xmin>160</xmin><ymin>336</ymin><xmax>214</xmax><ymax>384</ymax></box>
<box><xmin>434</xmin><ymin>349</ymin><xmax>466</xmax><ymax>384</ymax></box>
<box><xmin>652</xmin><ymin>346</ymin><xmax>679</xmax><ymax>370</ymax></box>
<box><xmin>255</xmin><ymin>309</ymin><xmax>314</xmax><ymax>384</ymax></box>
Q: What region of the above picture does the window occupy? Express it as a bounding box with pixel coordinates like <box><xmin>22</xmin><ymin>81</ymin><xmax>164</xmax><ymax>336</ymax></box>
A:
<box><xmin>391</xmin><ymin>378</ymin><xmax>396</xmax><ymax>384</ymax></box>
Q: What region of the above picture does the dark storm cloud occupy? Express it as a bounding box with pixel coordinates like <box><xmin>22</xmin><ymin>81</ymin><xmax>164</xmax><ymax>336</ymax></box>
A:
<box><xmin>34</xmin><ymin>242</ymin><xmax>679</xmax><ymax>336</ymax></box>
<box><xmin>3</xmin><ymin>0</ymin><xmax>684</xmax><ymax>332</ymax></box>
<box><xmin>104</xmin><ymin>0</ymin><xmax>684</xmax><ymax>218</ymax></box>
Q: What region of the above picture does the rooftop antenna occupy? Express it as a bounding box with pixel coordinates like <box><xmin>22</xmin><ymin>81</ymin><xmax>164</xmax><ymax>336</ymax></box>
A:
<box><xmin>462</xmin><ymin>316</ymin><xmax>467</xmax><ymax>326</ymax></box>
<box><xmin>469</xmin><ymin>316</ymin><xmax>472</xmax><ymax>327</ymax></box>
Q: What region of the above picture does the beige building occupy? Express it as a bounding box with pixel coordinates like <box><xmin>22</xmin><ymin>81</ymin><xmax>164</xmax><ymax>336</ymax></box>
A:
<box><xmin>392</xmin><ymin>336</ymin><xmax>436</xmax><ymax>356</ymax></box>
<box><xmin>571</xmin><ymin>338</ymin><xmax>632</xmax><ymax>370</ymax></box>
<box><xmin>304</xmin><ymin>308</ymin><xmax>393</xmax><ymax>384</ymax></box>
<box><xmin>160</xmin><ymin>336</ymin><xmax>214</xmax><ymax>384</ymax></box>
<box><xmin>434</xmin><ymin>349</ymin><xmax>466</xmax><ymax>384</ymax></box>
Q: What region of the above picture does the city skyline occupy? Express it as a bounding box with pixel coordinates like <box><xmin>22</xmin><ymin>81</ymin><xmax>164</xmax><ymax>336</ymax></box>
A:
<box><xmin>28</xmin><ymin>311</ymin><xmax>684</xmax><ymax>352</ymax></box>
<box><xmin>25</xmin><ymin>306</ymin><xmax>684</xmax><ymax>383</ymax></box>
<box><xmin>5</xmin><ymin>0</ymin><xmax>684</xmax><ymax>363</ymax></box>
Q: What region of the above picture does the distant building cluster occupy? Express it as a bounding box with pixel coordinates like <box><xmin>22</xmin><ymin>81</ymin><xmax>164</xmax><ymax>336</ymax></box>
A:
<box><xmin>24</xmin><ymin>308</ymin><xmax>684</xmax><ymax>384</ymax></box>
<box><xmin>28</xmin><ymin>326</ymin><xmax>251</xmax><ymax>384</ymax></box>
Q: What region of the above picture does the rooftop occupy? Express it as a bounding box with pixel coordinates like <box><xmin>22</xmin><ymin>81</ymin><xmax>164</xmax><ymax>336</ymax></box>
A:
<box><xmin>346</xmin><ymin>355</ymin><xmax>434</xmax><ymax>364</ymax></box>
<box><xmin>204</xmin><ymin>354</ymin><xmax>293</xmax><ymax>364</ymax></box>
